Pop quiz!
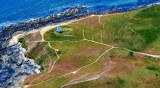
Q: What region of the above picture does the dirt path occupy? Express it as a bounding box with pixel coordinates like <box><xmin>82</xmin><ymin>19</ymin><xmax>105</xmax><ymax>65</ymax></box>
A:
<box><xmin>25</xmin><ymin>38</ymin><xmax>160</xmax><ymax>88</ymax></box>
<box><xmin>26</xmin><ymin>27</ymin><xmax>160</xmax><ymax>88</ymax></box>
<box><xmin>26</xmin><ymin>42</ymin><xmax>60</xmax><ymax>87</ymax></box>
<box><xmin>24</xmin><ymin>14</ymin><xmax>160</xmax><ymax>88</ymax></box>
<box><xmin>28</xmin><ymin>47</ymin><xmax>114</xmax><ymax>88</ymax></box>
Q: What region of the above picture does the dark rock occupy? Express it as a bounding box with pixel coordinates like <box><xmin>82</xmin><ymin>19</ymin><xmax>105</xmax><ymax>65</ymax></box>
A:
<box><xmin>0</xmin><ymin>6</ymin><xmax>92</xmax><ymax>49</ymax></box>
<box><xmin>0</xmin><ymin>2</ymin><xmax>159</xmax><ymax>87</ymax></box>
<box><xmin>108</xmin><ymin>8</ymin><xmax>119</xmax><ymax>14</ymax></box>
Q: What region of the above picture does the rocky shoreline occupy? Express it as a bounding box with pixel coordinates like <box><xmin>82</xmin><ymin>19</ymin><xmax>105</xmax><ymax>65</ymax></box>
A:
<box><xmin>0</xmin><ymin>6</ymin><xmax>94</xmax><ymax>88</ymax></box>
<box><xmin>0</xmin><ymin>1</ymin><xmax>159</xmax><ymax>87</ymax></box>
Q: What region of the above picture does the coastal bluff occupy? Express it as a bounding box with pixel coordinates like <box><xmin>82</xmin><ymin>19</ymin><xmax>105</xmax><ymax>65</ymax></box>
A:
<box><xmin>0</xmin><ymin>2</ymin><xmax>159</xmax><ymax>87</ymax></box>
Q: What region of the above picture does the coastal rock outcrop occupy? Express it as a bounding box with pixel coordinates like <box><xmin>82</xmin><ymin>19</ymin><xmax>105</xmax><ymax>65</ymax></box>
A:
<box><xmin>0</xmin><ymin>43</ymin><xmax>40</xmax><ymax>88</ymax></box>
<box><xmin>0</xmin><ymin>6</ymin><xmax>91</xmax><ymax>49</ymax></box>
<box><xmin>0</xmin><ymin>1</ymin><xmax>159</xmax><ymax>87</ymax></box>
<box><xmin>0</xmin><ymin>6</ymin><xmax>91</xmax><ymax>88</ymax></box>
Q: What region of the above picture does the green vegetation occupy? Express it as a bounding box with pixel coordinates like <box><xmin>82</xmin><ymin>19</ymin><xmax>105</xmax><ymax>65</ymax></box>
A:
<box><xmin>69</xmin><ymin>68</ymin><xmax>160</xmax><ymax>88</ymax></box>
<box><xmin>133</xmin><ymin>6</ymin><xmax>160</xmax><ymax>44</ymax></box>
<box><xmin>19</xmin><ymin>37</ymin><xmax>28</xmax><ymax>50</ymax></box>
<box><xmin>145</xmin><ymin>58</ymin><xmax>160</xmax><ymax>73</ymax></box>
<box><xmin>21</xmin><ymin>5</ymin><xmax>160</xmax><ymax>88</ymax></box>
<box><xmin>44</xmin><ymin>25</ymin><xmax>83</xmax><ymax>41</ymax></box>
<box><xmin>128</xmin><ymin>51</ymin><xmax>134</xmax><ymax>57</ymax></box>
<box><xmin>25</xmin><ymin>42</ymin><xmax>57</xmax><ymax>71</ymax></box>
<box><xmin>147</xmin><ymin>65</ymin><xmax>160</xmax><ymax>71</ymax></box>
<box><xmin>53</xmin><ymin>41</ymin><xmax>109</xmax><ymax>68</ymax></box>
<box><xmin>44</xmin><ymin>5</ymin><xmax>160</xmax><ymax>51</ymax></box>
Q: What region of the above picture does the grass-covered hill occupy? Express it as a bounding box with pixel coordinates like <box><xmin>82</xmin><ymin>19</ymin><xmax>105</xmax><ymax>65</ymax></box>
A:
<box><xmin>19</xmin><ymin>5</ymin><xmax>160</xmax><ymax>88</ymax></box>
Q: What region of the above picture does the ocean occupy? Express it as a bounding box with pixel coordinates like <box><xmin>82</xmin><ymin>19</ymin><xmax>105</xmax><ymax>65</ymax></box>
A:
<box><xmin>0</xmin><ymin>0</ymin><xmax>160</xmax><ymax>87</ymax></box>
<box><xmin>0</xmin><ymin>0</ymin><xmax>160</xmax><ymax>30</ymax></box>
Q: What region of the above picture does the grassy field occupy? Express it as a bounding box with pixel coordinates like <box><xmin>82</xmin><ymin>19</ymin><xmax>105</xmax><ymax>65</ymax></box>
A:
<box><xmin>64</xmin><ymin>52</ymin><xmax>160</xmax><ymax>88</ymax></box>
<box><xmin>19</xmin><ymin>37</ymin><xmax>28</xmax><ymax>50</ymax></box>
<box><xmin>20</xmin><ymin>5</ymin><xmax>160</xmax><ymax>88</ymax></box>
<box><xmin>26</xmin><ymin>42</ymin><xmax>57</xmax><ymax>71</ymax></box>
<box><xmin>44</xmin><ymin>25</ymin><xmax>83</xmax><ymax>41</ymax></box>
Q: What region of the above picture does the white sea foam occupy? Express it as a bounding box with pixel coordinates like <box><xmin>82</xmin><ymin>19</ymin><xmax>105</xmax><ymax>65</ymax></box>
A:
<box><xmin>0</xmin><ymin>21</ymin><xmax>15</xmax><ymax>27</ymax></box>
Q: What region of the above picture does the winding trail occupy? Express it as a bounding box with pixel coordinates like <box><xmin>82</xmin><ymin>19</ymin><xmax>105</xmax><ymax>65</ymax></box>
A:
<box><xmin>24</xmin><ymin>14</ymin><xmax>160</xmax><ymax>88</ymax></box>
<box><xmin>27</xmin><ymin>34</ymin><xmax>160</xmax><ymax>88</ymax></box>
<box><xmin>122</xmin><ymin>47</ymin><xmax>160</xmax><ymax>58</ymax></box>
<box><xmin>26</xmin><ymin>42</ymin><xmax>60</xmax><ymax>88</ymax></box>
<box><xmin>28</xmin><ymin>47</ymin><xmax>114</xmax><ymax>88</ymax></box>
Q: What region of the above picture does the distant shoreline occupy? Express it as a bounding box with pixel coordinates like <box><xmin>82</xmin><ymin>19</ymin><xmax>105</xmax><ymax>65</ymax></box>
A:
<box><xmin>13</xmin><ymin>14</ymin><xmax>110</xmax><ymax>45</ymax></box>
<box><xmin>14</xmin><ymin>3</ymin><xmax>160</xmax><ymax>75</ymax></box>
<box><xmin>1</xmin><ymin>3</ymin><xmax>160</xmax><ymax>47</ymax></box>
<box><xmin>22</xmin><ymin>4</ymin><xmax>160</xmax><ymax>88</ymax></box>
<box><xmin>0</xmin><ymin>3</ymin><xmax>160</xmax><ymax>88</ymax></box>
<box><xmin>9</xmin><ymin>3</ymin><xmax>160</xmax><ymax>50</ymax></box>
<box><xmin>12</xmin><ymin>3</ymin><xmax>160</xmax><ymax>45</ymax></box>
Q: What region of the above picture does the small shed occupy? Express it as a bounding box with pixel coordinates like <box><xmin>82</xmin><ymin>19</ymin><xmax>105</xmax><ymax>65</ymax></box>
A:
<box><xmin>56</xmin><ymin>26</ymin><xmax>63</xmax><ymax>33</ymax></box>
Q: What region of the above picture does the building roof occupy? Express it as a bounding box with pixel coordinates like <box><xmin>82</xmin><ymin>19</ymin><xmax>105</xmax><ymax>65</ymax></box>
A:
<box><xmin>56</xmin><ymin>26</ymin><xmax>63</xmax><ymax>33</ymax></box>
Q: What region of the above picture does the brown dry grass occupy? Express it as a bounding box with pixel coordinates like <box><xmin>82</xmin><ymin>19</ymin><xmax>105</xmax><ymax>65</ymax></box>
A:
<box><xmin>72</xmin><ymin>16</ymin><xmax>99</xmax><ymax>28</ymax></box>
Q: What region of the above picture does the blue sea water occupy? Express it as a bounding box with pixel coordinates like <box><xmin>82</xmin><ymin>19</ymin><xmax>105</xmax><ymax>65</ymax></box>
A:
<box><xmin>0</xmin><ymin>0</ymin><xmax>160</xmax><ymax>87</ymax></box>
<box><xmin>0</xmin><ymin>0</ymin><xmax>160</xmax><ymax>30</ymax></box>
<box><xmin>0</xmin><ymin>65</ymin><xmax>15</xmax><ymax>83</ymax></box>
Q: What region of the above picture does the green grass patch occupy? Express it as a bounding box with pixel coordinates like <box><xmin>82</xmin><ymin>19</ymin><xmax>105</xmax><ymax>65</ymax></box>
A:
<box><xmin>19</xmin><ymin>38</ymin><xmax>28</xmax><ymax>50</ymax></box>
<box><xmin>25</xmin><ymin>5</ymin><xmax>160</xmax><ymax>88</ymax></box>
<box><xmin>25</xmin><ymin>42</ymin><xmax>57</xmax><ymax>71</ymax></box>
<box><xmin>44</xmin><ymin>25</ymin><xmax>83</xmax><ymax>41</ymax></box>
<box><xmin>43</xmin><ymin>5</ymin><xmax>160</xmax><ymax>52</ymax></box>
<box><xmin>32</xmin><ymin>75</ymin><xmax>72</xmax><ymax>88</ymax></box>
